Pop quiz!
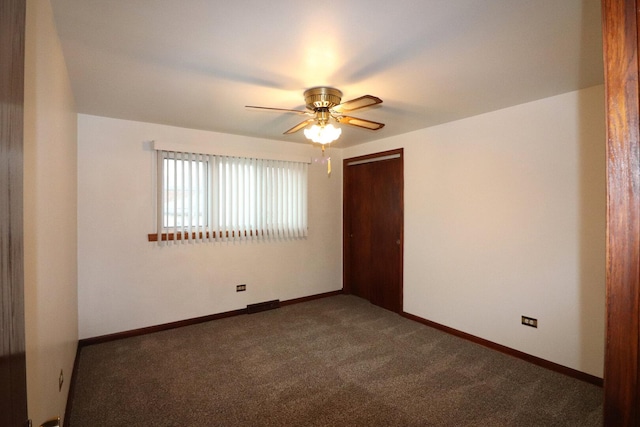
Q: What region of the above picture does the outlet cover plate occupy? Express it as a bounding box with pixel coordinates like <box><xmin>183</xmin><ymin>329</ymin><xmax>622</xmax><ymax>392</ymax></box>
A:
<box><xmin>521</xmin><ymin>316</ymin><xmax>538</xmax><ymax>328</ymax></box>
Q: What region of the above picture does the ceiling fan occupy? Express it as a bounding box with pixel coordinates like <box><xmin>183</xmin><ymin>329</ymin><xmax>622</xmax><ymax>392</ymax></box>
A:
<box><xmin>246</xmin><ymin>87</ymin><xmax>384</xmax><ymax>145</ymax></box>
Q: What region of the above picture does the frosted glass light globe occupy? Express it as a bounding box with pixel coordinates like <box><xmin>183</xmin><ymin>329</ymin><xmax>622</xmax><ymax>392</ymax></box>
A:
<box><xmin>304</xmin><ymin>124</ymin><xmax>341</xmax><ymax>144</ymax></box>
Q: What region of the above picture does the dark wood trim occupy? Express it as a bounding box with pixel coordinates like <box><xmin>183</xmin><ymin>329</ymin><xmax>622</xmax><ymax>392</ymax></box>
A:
<box><xmin>79</xmin><ymin>308</ymin><xmax>247</xmax><ymax>347</ymax></box>
<box><xmin>402</xmin><ymin>311</ymin><xmax>603</xmax><ymax>387</ymax></box>
<box><xmin>149</xmin><ymin>230</ymin><xmax>258</xmax><ymax>242</ymax></box>
<box><xmin>344</xmin><ymin>148</ymin><xmax>403</xmax><ymax>165</ymax></box>
<box><xmin>0</xmin><ymin>0</ymin><xmax>28</xmax><ymax>426</ymax></box>
<box><xmin>342</xmin><ymin>162</ymin><xmax>350</xmax><ymax>293</ymax></box>
<box><xmin>280</xmin><ymin>290</ymin><xmax>343</xmax><ymax>306</ymax></box>
<box><xmin>397</xmin><ymin>151</ymin><xmax>404</xmax><ymax>313</ymax></box>
<box><xmin>601</xmin><ymin>0</ymin><xmax>640</xmax><ymax>424</ymax></box>
<box><xmin>79</xmin><ymin>290</ymin><xmax>343</xmax><ymax>347</ymax></box>
<box><xmin>148</xmin><ymin>228</ymin><xmax>308</xmax><ymax>242</ymax></box>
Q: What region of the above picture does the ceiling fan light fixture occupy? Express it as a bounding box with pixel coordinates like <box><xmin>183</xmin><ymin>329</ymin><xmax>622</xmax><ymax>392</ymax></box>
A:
<box><xmin>246</xmin><ymin>86</ymin><xmax>384</xmax><ymax>145</ymax></box>
<box><xmin>304</xmin><ymin>123</ymin><xmax>341</xmax><ymax>145</ymax></box>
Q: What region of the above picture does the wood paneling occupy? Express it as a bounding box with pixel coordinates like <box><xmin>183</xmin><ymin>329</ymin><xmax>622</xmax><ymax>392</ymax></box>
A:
<box><xmin>0</xmin><ymin>0</ymin><xmax>27</xmax><ymax>425</ymax></box>
<box><xmin>602</xmin><ymin>0</ymin><xmax>640</xmax><ymax>424</ymax></box>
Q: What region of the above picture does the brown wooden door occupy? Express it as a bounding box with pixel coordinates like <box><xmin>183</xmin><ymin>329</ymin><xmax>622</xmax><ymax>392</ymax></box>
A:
<box><xmin>344</xmin><ymin>149</ymin><xmax>403</xmax><ymax>313</ymax></box>
<box><xmin>0</xmin><ymin>0</ymin><xmax>28</xmax><ymax>425</ymax></box>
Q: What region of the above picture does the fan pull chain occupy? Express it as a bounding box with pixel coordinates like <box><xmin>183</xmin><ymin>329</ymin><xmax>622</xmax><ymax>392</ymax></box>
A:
<box><xmin>321</xmin><ymin>144</ymin><xmax>332</xmax><ymax>176</ymax></box>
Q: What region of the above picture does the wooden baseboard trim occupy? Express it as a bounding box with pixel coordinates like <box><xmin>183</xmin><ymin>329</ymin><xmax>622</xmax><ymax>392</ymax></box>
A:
<box><xmin>79</xmin><ymin>308</ymin><xmax>248</xmax><ymax>347</ymax></box>
<box><xmin>79</xmin><ymin>289</ymin><xmax>344</xmax><ymax>347</ymax></box>
<box><xmin>280</xmin><ymin>289</ymin><xmax>343</xmax><ymax>306</ymax></box>
<box><xmin>401</xmin><ymin>311</ymin><xmax>603</xmax><ymax>387</ymax></box>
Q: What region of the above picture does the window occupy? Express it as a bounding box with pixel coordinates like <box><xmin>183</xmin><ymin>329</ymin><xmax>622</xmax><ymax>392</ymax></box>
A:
<box><xmin>162</xmin><ymin>153</ymin><xmax>209</xmax><ymax>229</ymax></box>
<box><xmin>150</xmin><ymin>148</ymin><xmax>308</xmax><ymax>244</ymax></box>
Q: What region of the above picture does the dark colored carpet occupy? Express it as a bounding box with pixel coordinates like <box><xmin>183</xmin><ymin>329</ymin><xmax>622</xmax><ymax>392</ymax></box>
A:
<box><xmin>68</xmin><ymin>295</ymin><xmax>602</xmax><ymax>426</ymax></box>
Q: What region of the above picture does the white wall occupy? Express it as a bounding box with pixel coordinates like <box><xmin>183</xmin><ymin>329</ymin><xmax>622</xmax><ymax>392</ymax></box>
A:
<box><xmin>344</xmin><ymin>85</ymin><xmax>606</xmax><ymax>377</ymax></box>
<box><xmin>23</xmin><ymin>0</ymin><xmax>78</xmax><ymax>424</ymax></box>
<box><xmin>77</xmin><ymin>115</ymin><xmax>343</xmax><ymax>339</ymax></box>
<box><xmin>77</xmin><ymin>85</ymin><xmax>605</xmax><ymax>378</ymax></box>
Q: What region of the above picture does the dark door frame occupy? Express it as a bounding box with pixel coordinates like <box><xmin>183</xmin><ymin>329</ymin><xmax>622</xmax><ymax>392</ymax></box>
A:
<box><xmin>0</xmin><ymin>0</ymin><xmax>28</xmax><ymax>425</ymax></box>
<box><xmin>601</xmin><ymin>0</ymin><xmax>640</xmax><ymax>424</ymax></box>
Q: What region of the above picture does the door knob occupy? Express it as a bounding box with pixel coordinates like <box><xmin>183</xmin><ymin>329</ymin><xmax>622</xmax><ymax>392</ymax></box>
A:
<box><xmin>40</xmin><ymin>417</ymin><xmax>60</xmax><ymax>427</ymax></box>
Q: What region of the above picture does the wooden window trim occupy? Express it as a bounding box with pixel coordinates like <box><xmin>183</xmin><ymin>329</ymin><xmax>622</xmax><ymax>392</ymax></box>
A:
<box><xmin>148</xmin><ymin>230</ymin><xmax>270</xmax><ymax>242</ymax></box>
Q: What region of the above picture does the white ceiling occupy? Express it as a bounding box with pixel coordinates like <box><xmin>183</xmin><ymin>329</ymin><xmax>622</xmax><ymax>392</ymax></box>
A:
<box><xmin>50</xmin><ymin>0</ymin><xmax>603</xmax><ymax>148</ymax></box>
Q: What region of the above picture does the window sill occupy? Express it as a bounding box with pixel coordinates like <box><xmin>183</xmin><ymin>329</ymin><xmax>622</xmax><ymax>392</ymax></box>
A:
<box><xmin>148</xmin><ymin>230</ymin><xmax>263</xmax><ymax>242</ymax></box>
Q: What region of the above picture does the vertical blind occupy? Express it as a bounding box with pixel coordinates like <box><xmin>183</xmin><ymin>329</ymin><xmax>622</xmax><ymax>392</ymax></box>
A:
<box><xmin>155</xmin><ymin>149</ymin><xmax>308</xmax><ymax>244</ymax></box>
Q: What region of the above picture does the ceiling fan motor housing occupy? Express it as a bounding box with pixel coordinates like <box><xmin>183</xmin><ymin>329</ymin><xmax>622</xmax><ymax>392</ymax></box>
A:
<box><xmin>304</xmin><ymin>87</ymin><xmax>343</xmax><ymax>110</ymax></box>
<box><xmin>246</xmin><ymin>86</ymin><xmax>383</xmax><ymax>134</ymax></box>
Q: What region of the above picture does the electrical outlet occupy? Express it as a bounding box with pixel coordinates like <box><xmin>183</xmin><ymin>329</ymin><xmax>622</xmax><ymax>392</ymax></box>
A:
<box><xmin>58</xmin><ymin>369</ymin><xmax>64</xmax><ymax>391</ymax></box>
<box><xmin>236</xmin><ymin>284</ymin><xmax>246</xmax><ymax>292</ymax></box>
<box><xmin>521</xmin><ymin>316</ymin><xmax>538</xmax><ymax>328</ymax></box>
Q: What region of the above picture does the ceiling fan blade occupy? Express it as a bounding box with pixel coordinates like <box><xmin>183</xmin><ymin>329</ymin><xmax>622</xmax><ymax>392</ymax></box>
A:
<box><xmin>336</xmin><ymin>116</ymin><xmax>385</xmax><ymax>130</ymax></box>
<box><xmin>332</xmin><ymin>95</ymin><xmax>382</xmax><ymax>113</ymax></box>
<box><xmin>284</xmin><ymin>119</ymin><xmax>315</xmax><ymax>134</ymax></box>
<box><xmin>246</xmin><ymin>105</ymin><xmax>311</xmax><ymax>115</ymax></box>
